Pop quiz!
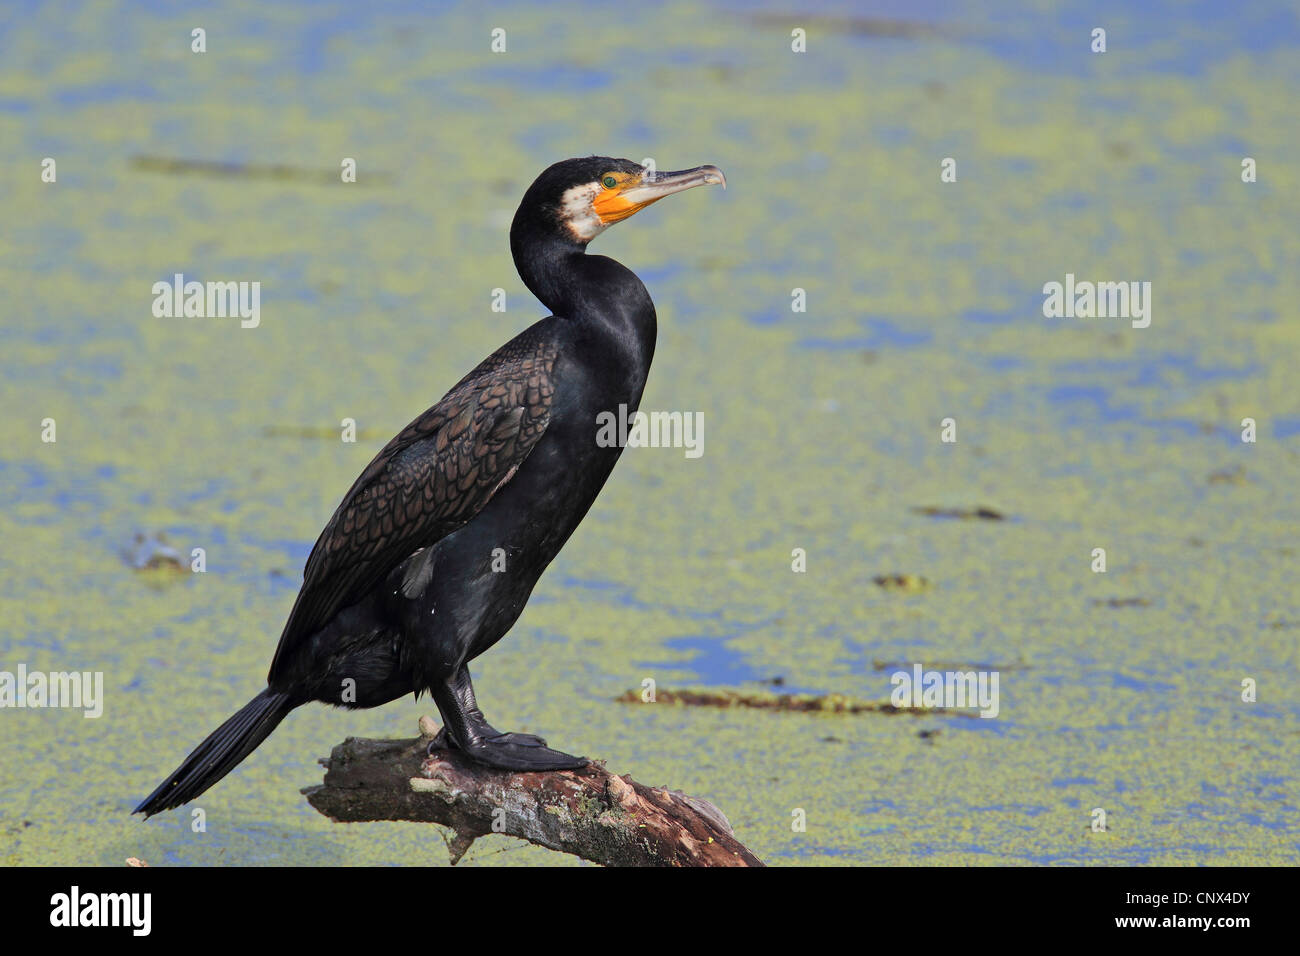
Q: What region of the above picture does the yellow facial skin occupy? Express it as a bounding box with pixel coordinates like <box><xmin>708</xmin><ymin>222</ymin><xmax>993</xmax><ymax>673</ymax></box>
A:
<box><xmin>586</xmin><ymin>164</ymin><xmax>726</xmax><ymax>233</ymax></box>
<box><xmin>592</xmin><ymin>171</ymin><xmax>652</xmax><ymax>225</ymax></box>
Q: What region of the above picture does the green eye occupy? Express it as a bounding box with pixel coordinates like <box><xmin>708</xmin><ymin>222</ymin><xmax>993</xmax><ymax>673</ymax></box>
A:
<box><xmin>602</xmin><ymin>176</ymin><xmax>618</xmax><ymax>189</ymax></box>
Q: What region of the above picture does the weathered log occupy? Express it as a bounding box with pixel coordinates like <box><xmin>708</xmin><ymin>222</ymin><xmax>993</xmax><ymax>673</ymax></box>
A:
<box><xmin>302</xmin><ymin>716</ymin><xmax>764</xmax><ymax>867</ymax></box>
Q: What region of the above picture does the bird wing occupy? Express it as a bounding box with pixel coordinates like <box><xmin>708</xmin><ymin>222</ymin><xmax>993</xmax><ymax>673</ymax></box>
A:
<box><xmin>267</xmin><ymin>334</ymin><xmax>559</xmax><ymax>682</ymax></box>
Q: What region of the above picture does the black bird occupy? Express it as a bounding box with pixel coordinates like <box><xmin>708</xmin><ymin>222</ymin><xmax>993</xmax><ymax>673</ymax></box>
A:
<box><xmin>135</xmin><ymin>157</ymin><xmax>726</xmax><ymax>815</ymax></box>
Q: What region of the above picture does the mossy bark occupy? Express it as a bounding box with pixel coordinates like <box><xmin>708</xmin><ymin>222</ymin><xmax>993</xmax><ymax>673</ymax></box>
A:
<box><xmin>302</xmin><ymin>717</ymin><xmax>763</xmax><ymax>867</ymax></box>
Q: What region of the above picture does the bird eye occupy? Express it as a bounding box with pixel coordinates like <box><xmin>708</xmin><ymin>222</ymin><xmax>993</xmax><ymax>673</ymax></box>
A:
<box><xmin>601</xmin><ymin>175</ymin><xmax>618</xmax><ymax>189</ymax></box>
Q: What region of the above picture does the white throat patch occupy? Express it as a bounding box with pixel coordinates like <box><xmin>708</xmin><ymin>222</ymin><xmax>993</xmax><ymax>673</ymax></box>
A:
<box><xmin>557</xmin><ymin>182</ymin><xmax>606</xmax><ymax>242</ymax></box>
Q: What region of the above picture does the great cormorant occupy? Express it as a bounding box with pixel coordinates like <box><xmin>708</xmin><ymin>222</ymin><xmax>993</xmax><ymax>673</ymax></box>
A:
<box><xmin>135</xmin><ymin>157</ymin><xmax>726</xmax><ymax>815</ymax></box>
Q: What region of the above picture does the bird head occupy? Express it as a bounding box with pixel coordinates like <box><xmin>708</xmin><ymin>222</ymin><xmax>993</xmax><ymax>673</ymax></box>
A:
<box><xmin>514</xmin><ymin>156</ymin><xmax>726</xmax><ymax>246</ymax></box>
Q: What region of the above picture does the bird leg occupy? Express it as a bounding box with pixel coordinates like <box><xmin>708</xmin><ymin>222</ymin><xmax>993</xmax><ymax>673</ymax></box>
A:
<box><xmin>426</xmin><ymin>666</ymin><xmax>547</xmax><ymax>748</ymax></box>
<box><xmin>428</xmin><ymin>667</ymin><xmax>587</xmax><ymax>771</ymax></box>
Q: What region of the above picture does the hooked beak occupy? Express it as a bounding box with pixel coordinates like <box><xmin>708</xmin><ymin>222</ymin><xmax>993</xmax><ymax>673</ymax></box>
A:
<box><xmin>622</xmin><ymin>165</ymin><xmax>727</xmax><ymax>204</ymax></box>
<box><xmin>594</xmin><ymin>164</ymin><xmax>726</xmax><ymax>226</ymax></box>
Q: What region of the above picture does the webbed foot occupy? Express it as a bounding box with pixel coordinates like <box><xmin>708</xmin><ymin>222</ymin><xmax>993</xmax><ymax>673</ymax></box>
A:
<box><xmin>427</xmin><ymin>725</ymin><xmax>580</xmax><ymax>769</ymax></box>
<box><xmin>429</xmin><ymin>665</ymin><xmax>583</xmax><ymax>771</ymax></box>
<box><xmin>427</xmin><ymin>726</ymin><xmax>547</xmax><ymax>753</ymax></box>
<box><xmin>459</xmin><ymin>736</ymin><xmax>588</xmax><ymax>772</ymax></box>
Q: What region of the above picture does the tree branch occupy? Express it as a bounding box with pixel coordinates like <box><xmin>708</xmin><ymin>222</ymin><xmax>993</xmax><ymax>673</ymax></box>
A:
<box><xmin>302</xmin><ymin>716</ymin><xmax>764</xmax><ymax>867</ymax></box>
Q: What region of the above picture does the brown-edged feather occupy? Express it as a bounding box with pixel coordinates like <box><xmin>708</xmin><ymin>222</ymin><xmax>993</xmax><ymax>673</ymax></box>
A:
<box><xmin>267</xmin><ymin>333</ymin><xmax>558</xmax><ymax>683</ymax></box>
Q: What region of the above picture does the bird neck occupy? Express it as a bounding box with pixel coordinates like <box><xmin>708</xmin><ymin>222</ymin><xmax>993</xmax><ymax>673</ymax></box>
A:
<box><xmin>511</xmin><ymin>223</ymin><xmax>657</xmax><ymax>370</ymax></box>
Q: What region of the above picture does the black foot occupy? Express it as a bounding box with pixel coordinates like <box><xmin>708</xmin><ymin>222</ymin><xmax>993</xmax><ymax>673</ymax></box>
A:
<box><xmin>427</xmin><ymin>725</ymin><xmax>547</xmax><ymax>752</ymax></box>
<box><xmin>427</xmin><ymin>726</ymin><xmax>582</xmax><ymax>770</ymax></box>
<box><xmin>428</xmin><ymin>665</ymin><xmax>584</xmax><ymax>771</ymax></box>
<box><xmin>459</xmin><ymin>736</ymin><xmax>589</xmax><ymax>772</ymax></box>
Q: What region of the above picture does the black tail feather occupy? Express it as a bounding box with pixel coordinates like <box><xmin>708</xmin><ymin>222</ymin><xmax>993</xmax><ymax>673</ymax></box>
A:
<box><xmin>134</xmin><ymin>689</ymin><xmax>295</xmax><ymax>817</ymax></box>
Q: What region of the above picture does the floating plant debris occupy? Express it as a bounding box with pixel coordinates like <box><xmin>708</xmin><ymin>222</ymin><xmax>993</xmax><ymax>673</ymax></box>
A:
<box><xmin>617</xmin><ymin>687</ymin><xmax>975</xmax><ymax>717</ymax></box>
<box><xmin>911</xmin><ymin>506</ymin><xmax>1006</xmax><ymax>521</ymax></box>
<box><xmin>873</xmin><ymin>573</ymin><xmax>930</xmax><ymax>592</ymax></box>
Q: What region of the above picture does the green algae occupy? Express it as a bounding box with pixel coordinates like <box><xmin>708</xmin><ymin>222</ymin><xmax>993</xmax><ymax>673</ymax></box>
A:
<box><xmin>0</xmin><ymin>2</ymin><xmax>1297</xmax><ymax>866</ymax></box>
